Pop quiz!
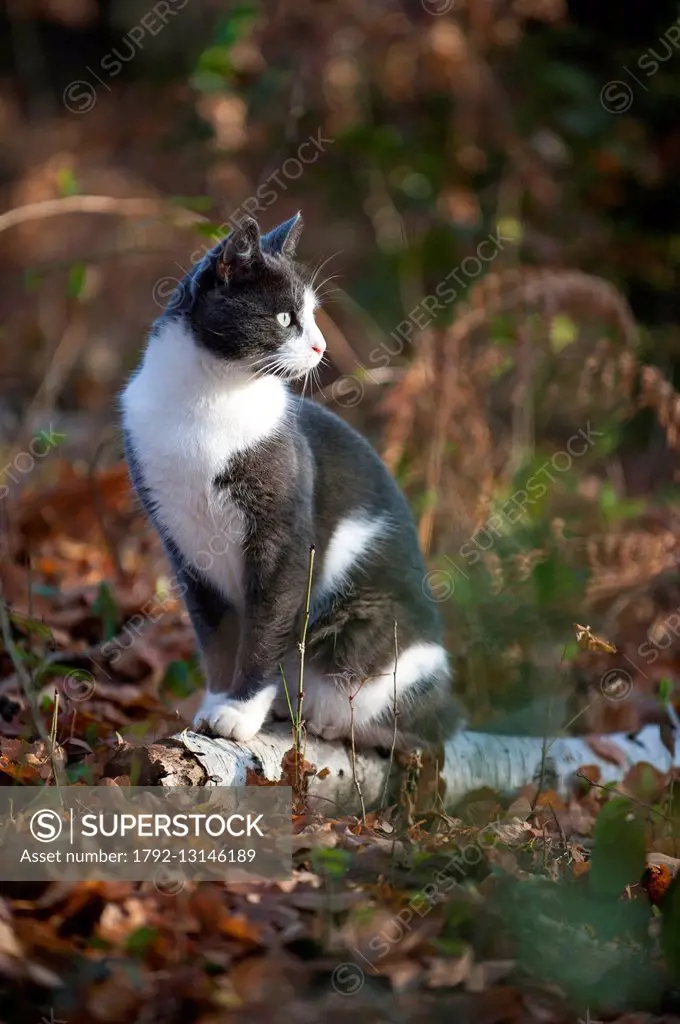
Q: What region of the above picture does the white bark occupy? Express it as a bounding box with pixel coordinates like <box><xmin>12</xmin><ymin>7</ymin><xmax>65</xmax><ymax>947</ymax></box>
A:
<box><xmin>177</xmin><ymin>723</ymin><xmax>680</xmax><ymax>811</ymax></box>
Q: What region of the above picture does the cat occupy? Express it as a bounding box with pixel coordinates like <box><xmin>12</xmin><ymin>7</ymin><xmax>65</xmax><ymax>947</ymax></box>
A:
<box><xmin>120</xmin><ymin>213</ymin><xmax>462</xmax><ymax>749</ymax></box>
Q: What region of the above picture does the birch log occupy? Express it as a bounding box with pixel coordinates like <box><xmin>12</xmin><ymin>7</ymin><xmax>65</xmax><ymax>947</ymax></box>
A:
<box><xmin>107</xmin><ymin>723</ymin><xmax>680</xmax><ymax>813</ymax></box>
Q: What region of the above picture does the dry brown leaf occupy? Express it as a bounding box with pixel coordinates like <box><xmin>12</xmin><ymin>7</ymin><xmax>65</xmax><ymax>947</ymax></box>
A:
<box><xmin>574</xmin><ymin>623</ymin><xmax>617</xmax><ymax>653</ymax></box>
<box><xmin>586</xmin><ymin>736</ymin><xmax>628</xmax><ymax>767</ymax></box>
<box><xmin>291</xmin><ymin>829</ymin><xmax>338</xmax><ymax>852</ymax></box>
<box><xmin>576</xmin><ymin>764</ymin><xmax>602</xmax><ymax>785</ymax></box>
<box><xmin>0</xmin><ymin>920</ymin><xmax>22</xmax><ymax>959</ymax></box>
<box><xmin>218</xmin><ymin>914</ymin><xmax>263</xmax><ymax>945</ymax></box>
<box><xmin>621</xmin><ymin>761</ymin><xmax>669</xmax><ymax>803</ymax></box>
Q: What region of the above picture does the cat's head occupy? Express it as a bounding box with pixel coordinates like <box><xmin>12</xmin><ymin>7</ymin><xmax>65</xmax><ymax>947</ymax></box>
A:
<box><xmin>171</xmin><ymin>213</ymin><xmax>326</xmax><ymax>380</ymax></box>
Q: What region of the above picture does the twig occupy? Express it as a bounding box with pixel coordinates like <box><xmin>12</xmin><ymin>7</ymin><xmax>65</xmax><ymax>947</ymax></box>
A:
<box><xmin>0</xmin><ymin>582</ymin><xmax>66</xmax><ymax>786</ymax></box>
<box><xmin>296</xmin><ymin>545</ymin><xmax>315</xmax><ymax>791</ymax></box>
<box><xmin>18</xmin><ymin>307</ymin><xmax>87</xmax><ymax>454</ymax></box>
<box><xmin>542</xmin><ymin>821</ymin><xmax>548</xmax><ymax>873</ymax></box>
<box><xmin>280</xmin><ymin>664</ymin><xmax>296</xmax><ymax>752</ymax></box>
<box><xmin>348</xmin><ymin>686</ymin><xmax>367</xmax><ymax>825</ymax></box>
<box><xmin>381</xmin><ymin>620</ymin><xmax>399</xmax><ymax>809</ymax></box>
<box><xmin>0</xmin><ymin>195</ymin><xmax>207</xmax><ymax>236</ymax></box>
<box><xmin>49</xmin><ymin>689</ymin><xmax>60</xmax><ymax>766</ymax></box>
<box><xmin>574</xmin><ymin>769</ymin><xmax>669</xmax><ymax>821</ymax></box>
<box><xmin>547</xmin><ymin>801</ymin><xmax>569</xmax><ymax>872</ymax></box>
<box><xmin>88</xmin><ymin>437</ymin><xmax>124</xmax><ymax>579</ymax></box>
<box><xmin>660</xmin><ymin>697</ymin><xmax>679</xmax><ymax>852</ymax></box>
<box><xmin>532</xmin><ymin>642</ymin><xmax>569</xmax><ymax>812</ymax></box>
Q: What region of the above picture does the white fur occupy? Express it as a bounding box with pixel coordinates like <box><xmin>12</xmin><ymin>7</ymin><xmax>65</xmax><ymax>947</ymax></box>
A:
<box><xmin>194</xmin><ymin>685</ymin><xmax>278</xmax><ymax>742</ymax></box>
<box><xmin>278</xmin><ymin>287</ymin><xmax>326</xmax><ymax>375</ymax></box>
<box><xmin>318</xmin><ymin>513</ymin><xmax>386</xmax><ymax>596</ymax></box>
<box><xmin>121</xmin><ymin>318</ymin><xmax>290</xmax><ymax>613</ymax></box>
<box><xmin>275</xmin><ymin>642</ymin><xmax>450</xmax><ymax>740</ymax></box>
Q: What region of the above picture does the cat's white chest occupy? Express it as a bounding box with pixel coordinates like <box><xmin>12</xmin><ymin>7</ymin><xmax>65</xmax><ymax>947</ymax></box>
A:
<box><xmin>121</xmin><ymin>319</ymin><xmax>288</xmax><ymax>611</ymax></box>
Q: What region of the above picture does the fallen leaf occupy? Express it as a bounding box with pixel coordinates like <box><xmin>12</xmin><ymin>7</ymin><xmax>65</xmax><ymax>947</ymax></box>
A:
<box><xmin>621</xmin><ymin>761</ymin><xmax>668</xmax><ymax>803</ymax></box>
<box><xmin>586</xmin><ymin>736</ymin><xmax>628</xmax><ymax>767</ymax></box>
<box><xmin>641</xmin><ymin>863</ymin><xmax>675</xmax><ymax>906</ymax></box>
<box><xmin>574</xmin><ymin>623</ymin><xmax>616</xmax><ymax>654</ymax></box>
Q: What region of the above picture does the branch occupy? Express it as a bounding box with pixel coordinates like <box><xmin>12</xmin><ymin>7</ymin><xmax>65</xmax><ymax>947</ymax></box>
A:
<box><xmin>0</xmin><ymin>195</ymin><xmax>207</xmax><ymax>236</ymax></box>
<box><xmin>105</xmin><ymin>723</ymin><xmax>680</xmax><ymax>813</ymax></box>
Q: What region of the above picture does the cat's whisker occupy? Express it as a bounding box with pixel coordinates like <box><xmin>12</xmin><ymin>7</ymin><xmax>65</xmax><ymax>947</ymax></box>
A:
<box><xmin>245</xmin><ymin>358</ymin><xmax>292</xmax><ymax>385</ymax></box>
<box><xmin>249</xmin><ymin>353</ymin><xmax>283</xmax><ymax>368</ymax></box>
<box><xmin>297</xmin><ymin>372</ymin><xmax>311</xmax><ymax>414</ymax></box>
<box><xmin>311</xmin><ymin>366</ymin><xmax>323</xmax><ymax>399</ymax></box>
<box><xmin>316</xmin><ymin>287</ymin><xmax>342</xmax><ymax>304</ymax></box>
<box><xmin>309</xmin><ymin>251</ymin><xmax>342</xmax><ymax>292</ymax></box>
<box><xmin>314</xmin><ymin>273</ymin><xmax>341</xmax><ymax>294</ymax></box>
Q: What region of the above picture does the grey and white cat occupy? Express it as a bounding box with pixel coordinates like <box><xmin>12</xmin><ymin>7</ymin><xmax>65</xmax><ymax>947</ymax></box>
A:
<box><xmin>121</xmin><ymin>213</ymin><xmax>461</xmax><ymax>748</ymax></box>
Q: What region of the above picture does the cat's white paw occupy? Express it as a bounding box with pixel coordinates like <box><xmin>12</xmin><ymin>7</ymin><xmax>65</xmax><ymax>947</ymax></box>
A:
<box><xmin>305</xmin><ymin>720</ymin><xmax>347</xmax><ymax>743</ymax></box>
<box><xmin>193</xmin><ymin>687</ymin><xmax>276</xmax><ymax>742</ymax></box>
<box><xmin>318</xmin><ymin>725</ymin><xmax>348</xmax><ymax>742</ymax></box>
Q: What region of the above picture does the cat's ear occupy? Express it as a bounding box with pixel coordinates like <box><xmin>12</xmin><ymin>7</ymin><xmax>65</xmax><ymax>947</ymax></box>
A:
<box><xmin>261</xmin><ymin>212</ymin><xmax>303</xmax><ymax>259</ymax></box>
<box><xmin>216</xmin><ymin>217</ymin><xmax>263</xmax><ymax>281</ymax></box>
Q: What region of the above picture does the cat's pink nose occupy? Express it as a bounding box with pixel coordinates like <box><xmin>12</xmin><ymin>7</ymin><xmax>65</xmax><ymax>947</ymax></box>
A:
<box><xmin>311</xmin><ymin>342</ymin><xmax>325</xmax><ymax>355</ymax></box>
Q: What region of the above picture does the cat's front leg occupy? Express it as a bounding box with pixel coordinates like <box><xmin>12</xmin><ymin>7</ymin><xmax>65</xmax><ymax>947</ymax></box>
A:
<box><xmin>190</xmin><ymin>577</ymin><xmax>306</xmax><ymax>743</ymax></box>
<box><xmin>189</xmin><ymin>596</ymin><xmax>279</xmax><ymax>744</ymax></box>
<box><xmin>168</xmin><ymin>564</ymin><xmax>260</xmax><ymax>740</ymax></box>
<box><xmin>201</xmin><ymin>537</ymin><xmax>316</xmax><ymax>741</ymax></box>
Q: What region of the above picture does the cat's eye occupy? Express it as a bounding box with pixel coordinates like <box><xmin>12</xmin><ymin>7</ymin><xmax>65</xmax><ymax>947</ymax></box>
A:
<box><xmin>276</xmin><ymin>312</ymin><xmax>292</xmax><ymax>328</ymax></box>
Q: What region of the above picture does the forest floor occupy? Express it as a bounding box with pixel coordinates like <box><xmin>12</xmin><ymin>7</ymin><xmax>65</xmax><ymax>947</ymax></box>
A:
<box><xmin>0</xmin><ymin>462</ymin><xmax>679</xmax><ymax>1024</ymax></box>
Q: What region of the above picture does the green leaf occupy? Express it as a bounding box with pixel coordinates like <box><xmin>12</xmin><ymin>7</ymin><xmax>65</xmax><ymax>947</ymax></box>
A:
<box><xmin>658</xmin><ymin>677</ymin><xmax>673</xmax><ymax>705</ymax></box>
<box><xmin>431</xmin><ymin>935</ymin><xmax>467</xmax><ymax>956</ymax></box>
<box><xmin>214</xmin><ymin>5</ymin><xmax>259</xmax><ymax>47</ymax></box>
<box><xmin>496</xmin><ymin>217</ymin><xmax>522</xmax><ymax>243</ymax></box>
<box><xmin>549</xmin><ymin>314</ymin><xmax>577</xmax><ymax>352</ymax></box>
<box><xmin>168</xmin><ymin>195</ymin><xmax>213</xmax><ymax>212</ymax></box>
<box><xmin>590</xmin><ymin>797</ymin><xmax>646</xmax><ymax>900</ymax></box>
<box><xmin>85</xmin><ymin>722</ymin><xmax>100</xmax><ymax>747</ymax></box>
<box><xmin>599</xmin><ymin>482</ymin><xmax>647</xmax><ymax>522</ymax></box>
<box><xmin>161</xmin><ymin>660</ymin><xmax>200</xmax><ymax>699</ymax></box>
<box><xmin>35</xmin><ymin>662</ymin><xmax>80</xmax><ymax>682</ymax></box>
<box><xmin>66</xmin><ymin>762</ymin><xmax>93</xmax><ymax>784</ymax></box>
<box><xmin>189</xmin><ymin>69</ymin><xmax>230</xmax><ymax>94</ymax></box>
<box><xmin>197</xmin><ymin>45</ymin><xmax>234</xmax><ymax>78</ymax></box>
<box><xmin>93</xmin><ymin>582</ymin><xmax>118</xmax><ymax>642</ymax></box>
<box><xmin>9</xmin><ymin>611</ymin><xmax>55</xmax><ymax>646</ymax></box>
<box><xmin>126</xmin><ymin>927</ymin><xmax>159</xmax><ymax>957</ymax></box>
<box><xmin>310</xmin><ymin>847</ymin><xmax>352</xmax><ymax>880</ymax></box>
<box><xmin>56</xmin><ymin>167</ymin><xmax>79</xmax><ymax>197</ymax></box>
<box><xmin>194</xmin><ymin>222</ymin><xmax>227</xmax><ymax>239</ymax></box>
<box><xmin>67</xmin><ymin>263</ymin><xmax>87</xmax><ymax>300</ymax></box>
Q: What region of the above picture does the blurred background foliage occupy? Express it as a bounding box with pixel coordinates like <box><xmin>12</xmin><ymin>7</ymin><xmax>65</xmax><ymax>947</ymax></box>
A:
<box><xmin>2</xmin><ymin>0</ymin><xmax>680</xmax><ymax>737</ymax></box>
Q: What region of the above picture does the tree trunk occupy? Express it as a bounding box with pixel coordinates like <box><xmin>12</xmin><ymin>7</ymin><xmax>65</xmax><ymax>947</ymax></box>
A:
<box><xmin>105</xmin><ymin>723</ymin><xmax>680</xmax><ymax>813</ymax></box>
